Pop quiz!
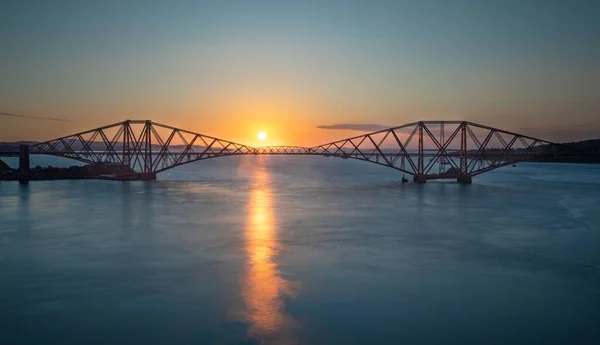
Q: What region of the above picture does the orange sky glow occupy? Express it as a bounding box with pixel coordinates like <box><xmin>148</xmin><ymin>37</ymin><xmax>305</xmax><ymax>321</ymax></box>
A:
<box><xmin>2</xmin><ymin>2</ymin><xmax>599</xmax><ymax>144</ymax></box>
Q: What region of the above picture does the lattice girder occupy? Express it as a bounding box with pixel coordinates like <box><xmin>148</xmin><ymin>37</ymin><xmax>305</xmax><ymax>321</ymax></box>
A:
<box><xmin>29</xmin><ymin>120</ymin><xmax>578</xmax><ymax>179</ymax></box>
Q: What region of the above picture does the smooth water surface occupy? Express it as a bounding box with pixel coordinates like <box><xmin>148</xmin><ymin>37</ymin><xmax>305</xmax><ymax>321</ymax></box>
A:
<box><xmin>1</xmin><ymin>156</ymin><xmax>599</xmax><ymax>344</ymax></box>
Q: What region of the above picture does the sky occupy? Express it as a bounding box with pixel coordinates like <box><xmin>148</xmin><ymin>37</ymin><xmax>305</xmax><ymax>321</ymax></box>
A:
<box><xmin>1</xmin><ymin>0</ymin><xmax>599</xmax><ymax>145</ymax></box>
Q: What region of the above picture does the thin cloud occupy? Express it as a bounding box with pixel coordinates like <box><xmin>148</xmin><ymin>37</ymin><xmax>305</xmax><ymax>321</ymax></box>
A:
<box><xmin>317</xmin><ymin>123</ymin><xmax>389</xmax><ymax>131</ymax></box>
<box><xmin>0</xmin><ymin>112</ymin><xmax>70</xmax><ymax>122</ymax></box>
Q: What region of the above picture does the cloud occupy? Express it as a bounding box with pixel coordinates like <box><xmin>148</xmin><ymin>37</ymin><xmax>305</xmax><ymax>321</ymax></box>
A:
<box><xmin>316</xmin><ymin>123</ymin><xmax>389</xmax><ymax>131</ymax></box>
<box><xmin>0</xmin><ymin>112</ymin><xmax>70</xmax><ymax>122</ymax></box>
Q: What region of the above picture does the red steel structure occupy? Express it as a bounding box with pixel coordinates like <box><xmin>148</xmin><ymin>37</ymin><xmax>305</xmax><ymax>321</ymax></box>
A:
<box><xmin>28</xmin><ymin>120</ymin><xmax>576</xmax><ymax>183</ymax></box>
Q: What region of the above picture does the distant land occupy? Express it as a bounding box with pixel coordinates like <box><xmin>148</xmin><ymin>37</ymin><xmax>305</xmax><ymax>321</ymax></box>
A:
<box><xmin>537</xmin><ymin>138</ymin><xmax>600</xmax><ymax>163</ymax></box>
<box><xmin>0</xmin><ymin>141</ymin><xmax>39</xmax><ymax>149</ymax></box>
<box><xmin>561</xmin><ymin>138</ymin><xmax>600</xmax><ymax>151</ymax></box>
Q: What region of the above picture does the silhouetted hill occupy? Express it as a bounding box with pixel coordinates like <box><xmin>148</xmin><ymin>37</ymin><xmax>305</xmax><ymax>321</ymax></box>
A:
<box><xmin>562</xmin><ymin>138</ymin><xmax>600</xmax><ymax>152</ymax></box>
<box><xmin>0</xmin><ymin>141</ymin><xmax>39</xmax><ymax>150</ymax></box>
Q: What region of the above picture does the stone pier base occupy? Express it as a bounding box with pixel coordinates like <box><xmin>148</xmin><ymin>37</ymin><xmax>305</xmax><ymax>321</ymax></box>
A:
<box><xmin>18</xmin><ymin>145</ymin><xmax>30</xmax><ymax>184</ymax></box>
<box><xmin>413</xmin><ymin>175</ymin><xmax>427</xmax><ymax>183</ymax></box>
<box><xmin>116</xmin><ymin>172</ymin><xmax>157</xmax><ymax>181</ymax></box>
<box><xmin>457</xmin><ymin>175</ymin><xmax>473</xmax><ymax>184</ymax></box>
<box><xmin>139</xmin><ymin>172</ymin><xmax>157</xmax><ymax>181</ymax></box>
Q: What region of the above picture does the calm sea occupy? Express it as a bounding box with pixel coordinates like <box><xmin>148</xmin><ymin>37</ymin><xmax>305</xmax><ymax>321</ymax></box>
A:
<box><xmin>1</xmin><ymin>156</ymin><xmax>599</xmax><ymax>344</ymax></box>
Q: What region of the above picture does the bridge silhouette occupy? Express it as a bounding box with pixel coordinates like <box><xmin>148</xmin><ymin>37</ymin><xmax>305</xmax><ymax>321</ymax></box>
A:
<box><xmin>2</xmin><ymin>119</ymin><xmax>574</xmax><ymax>183</ymax></box>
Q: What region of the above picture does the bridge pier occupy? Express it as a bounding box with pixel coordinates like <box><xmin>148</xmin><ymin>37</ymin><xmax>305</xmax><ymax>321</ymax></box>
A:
<box><xmin>413</xmin><ymin>175</ymin><xmax>427</xmax><ymax>183</ymax></box>
<box><xmin>456</xmin><ymin>175</ymin><xmax>472</xmax><ymax>184</ymax></box>
<box><xmin>115</xmin><ymin>172</ymin><xmax>156</xmax><ymax>181</ymax></box>
<box><xmin>18</xmin><ymin>145</ymin><xmax>30</xmax><ymax>172</ymax></box>
<box><xmin>140</xmin><ymin>172</ymin><xmax>156</xmax><ymax>181</ymax></box>
<box><xmin>18</xmin><ymin>145</ymin><xmax>30</xmax><ymax>184</ymax></box>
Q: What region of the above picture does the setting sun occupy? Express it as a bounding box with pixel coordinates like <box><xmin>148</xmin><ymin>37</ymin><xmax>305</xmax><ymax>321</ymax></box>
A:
<box><xmin>257</xmin><ymin>131</ymin><xmax>267</xmax><ymax>141</ymax></box>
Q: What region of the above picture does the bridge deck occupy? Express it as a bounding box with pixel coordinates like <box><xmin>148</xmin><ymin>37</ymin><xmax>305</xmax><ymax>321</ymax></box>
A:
<box><xmin>3</xmin><ymin>120</ymin><xmax>584</xmax><ymax>183</ymax></box>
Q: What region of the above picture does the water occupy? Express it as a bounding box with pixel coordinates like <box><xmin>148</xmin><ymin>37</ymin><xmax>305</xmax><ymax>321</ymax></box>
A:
<box><xmin>1</xmin><ymin>156</ymin><xmax>599</xmax><ymax>344</ymax></box>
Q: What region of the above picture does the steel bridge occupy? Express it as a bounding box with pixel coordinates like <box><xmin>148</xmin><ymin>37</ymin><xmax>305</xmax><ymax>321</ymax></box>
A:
<box><xmin>3</xmin><ymin>120</ymin><xmax>579</xmax><ymax>183</ymax></box>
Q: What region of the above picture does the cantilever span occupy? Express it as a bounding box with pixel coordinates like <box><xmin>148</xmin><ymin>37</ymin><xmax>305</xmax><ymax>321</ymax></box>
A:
<box><xmin>26</xmin><ymin>119</ymin><xmax>577</xmax><ymax>183</ymax></box>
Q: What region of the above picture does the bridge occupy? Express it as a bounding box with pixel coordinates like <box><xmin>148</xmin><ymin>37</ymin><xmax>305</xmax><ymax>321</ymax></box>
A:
<box><xmin>1</xmin><ymin>120</ymin><xmax>578</xmax><ymax>183</ymax></box>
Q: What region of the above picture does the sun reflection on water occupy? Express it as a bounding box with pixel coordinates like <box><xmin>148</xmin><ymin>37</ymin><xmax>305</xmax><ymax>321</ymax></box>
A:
<box><xmin>242</xmin><ymin>159</ymin><xmax>297</xmax><ymax>344</ymax></box>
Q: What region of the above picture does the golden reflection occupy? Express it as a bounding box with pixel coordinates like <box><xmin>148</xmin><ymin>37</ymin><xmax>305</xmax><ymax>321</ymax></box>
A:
<box><xmin>242</xmin><ymin>158</ymin><xmax>297</xmax><ymax>344</ymax></box>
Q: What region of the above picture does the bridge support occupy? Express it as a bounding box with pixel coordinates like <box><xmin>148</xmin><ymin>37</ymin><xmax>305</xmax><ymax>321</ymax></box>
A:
<box><xmin>18</xmin><ymin>145</ymin><xmax>30</xmax><ymax>184</ymax></box>
<box><xmin>19</xmin><ymin>145</ymin><xmax>30</xmax><ymax>172</ymax></box>
<box><xmin>456</xmin><ymin>175</ymin><xmax>472</xmax><ymax>184</ymax></box>
<box><xmin>413</xmin><ymin>175</ymin><xmax>427</xmax><ymax>183</ymax></box>
<box><xmin>115</xmin><ymin>172</ymin><xmax>156</xmax><ymax>181</ymax></box>
<box><xmin>140</xmin><ymin>172</ymin><xmax>156</xmax><ymax>181</ymax></box>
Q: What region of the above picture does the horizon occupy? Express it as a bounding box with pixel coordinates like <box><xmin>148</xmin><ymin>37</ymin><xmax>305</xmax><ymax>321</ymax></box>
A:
<box><xmin>2</xmin><ymin>1</ymin><xmax>600</xmax><ymax>146</ymax></box>
<box><xmin>1</xmin><ymin>118</ymin><xmax>599</xmax><ymax>147</ymax></box>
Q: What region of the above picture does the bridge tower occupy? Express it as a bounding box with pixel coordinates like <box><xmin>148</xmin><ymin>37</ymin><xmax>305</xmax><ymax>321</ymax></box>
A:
<box><xmin>457</xmin><ymin>122</ymin><xmax>472</xmax><ymax>184</ymax></box>
<box><xmin>122</xmin><ymin>120</ymin><xmax>132</xmax><ymax>168</ymax></box>
<box><xmin>413</xmin><ymin>122</ymin><xmax>427</xmax><ymax>183</ymax></box>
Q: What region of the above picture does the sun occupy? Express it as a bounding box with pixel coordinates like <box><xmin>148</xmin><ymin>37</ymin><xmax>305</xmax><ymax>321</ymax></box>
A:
<box><xmin>257</xmin><ymin>131</ymin><xmax>267</xmax><ymax>141</ymax></box>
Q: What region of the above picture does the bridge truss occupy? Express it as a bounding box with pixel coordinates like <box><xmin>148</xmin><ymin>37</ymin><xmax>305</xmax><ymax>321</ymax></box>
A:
<box><xmin>309</xmin><ymin>121</ymin><xmax>573</xmax><ymax>182</ymax></box>
<box><xmin>27</xmin><ymin>120</ymin><xmax>575</xmax><ymax>182</ymax></box>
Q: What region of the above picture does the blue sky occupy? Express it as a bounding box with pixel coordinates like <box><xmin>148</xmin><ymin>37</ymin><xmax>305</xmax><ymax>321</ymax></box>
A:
<box><xmin>1</xmin><ymin>0</ymin><xmax>599</xmax><ymax>144</ymax></box>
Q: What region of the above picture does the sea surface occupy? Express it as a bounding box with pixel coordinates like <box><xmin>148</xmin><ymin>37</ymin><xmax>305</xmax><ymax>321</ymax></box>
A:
<box><xmin>1</xmin><ymin>156</ymin><xmax>599</xmax><ymax>344</ymax></box>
